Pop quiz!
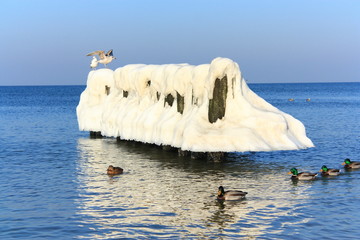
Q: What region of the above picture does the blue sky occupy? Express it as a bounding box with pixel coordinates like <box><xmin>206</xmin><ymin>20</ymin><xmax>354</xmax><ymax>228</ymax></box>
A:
<box><xmin>0</xmin><ymin>0</ymin><xmax>359</xmax><ymax>85</ymax></box>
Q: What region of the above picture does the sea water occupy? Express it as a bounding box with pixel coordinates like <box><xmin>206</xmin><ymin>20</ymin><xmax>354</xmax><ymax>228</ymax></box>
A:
<box><xmin>0</xmin><ymin>83</ymin><xmax>359</xmax><ymax>239</ymax></box>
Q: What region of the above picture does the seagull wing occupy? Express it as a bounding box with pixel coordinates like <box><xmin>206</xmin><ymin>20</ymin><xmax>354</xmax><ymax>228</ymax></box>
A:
<box><xmin>86</xmin><ymin>50</ymin><xmax>105</xmax><ymax>59</ymax></box>
<box><xmin>106</xmin><ymin>49</ymin><xmax>113</xmax><ymax>56</ymax></box>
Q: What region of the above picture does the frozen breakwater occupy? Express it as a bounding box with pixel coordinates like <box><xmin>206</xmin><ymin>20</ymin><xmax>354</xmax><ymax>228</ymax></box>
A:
<box><xmin>77</xmin><ymin>58</ymin><xmax>314</xmax><ymax>157</ymax></box>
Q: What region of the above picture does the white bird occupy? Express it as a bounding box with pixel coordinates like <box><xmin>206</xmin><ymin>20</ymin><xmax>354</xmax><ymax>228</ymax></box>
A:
<box><xmin>86</xmin><ymin>49</ymin><xmax>116</xmax><ymax>68</ymax></box>
<box><xmin>90</xmin><ymin>56</ymin><xmax>98</xmax><ymax>69</ymax></box>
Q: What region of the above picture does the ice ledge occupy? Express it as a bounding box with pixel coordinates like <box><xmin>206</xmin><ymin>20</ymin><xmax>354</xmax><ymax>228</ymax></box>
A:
<box><xmin>76</xmin><ymin>58</ymin><xmax>314</xmax><ymax>152</ymax></box>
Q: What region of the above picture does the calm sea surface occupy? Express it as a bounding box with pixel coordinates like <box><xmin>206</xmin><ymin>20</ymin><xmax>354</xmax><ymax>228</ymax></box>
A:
<box><xmin>0</xmin><ymin>83</ymin><xmax>359</xmax><ymax>239</ymax></box>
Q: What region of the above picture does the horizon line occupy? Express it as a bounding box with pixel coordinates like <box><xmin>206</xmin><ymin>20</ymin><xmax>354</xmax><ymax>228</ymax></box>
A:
<box><xmin>0</xmin><ymin>81</ymin><xmax>359</xmax><ymax>87</ymax></box>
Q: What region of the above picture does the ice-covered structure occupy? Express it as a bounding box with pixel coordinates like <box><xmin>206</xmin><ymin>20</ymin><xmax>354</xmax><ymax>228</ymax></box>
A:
<box><xmin>77</xmin><ymin>58</ymin><xmax>314</xmax><ymax>153</ymax></box>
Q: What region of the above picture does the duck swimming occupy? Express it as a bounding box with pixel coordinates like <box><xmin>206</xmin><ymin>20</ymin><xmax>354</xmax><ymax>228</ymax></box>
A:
<box><xmin>319</xmin><ymin>165</ymin><xmax>340</xmax><ymax>176</ymax></box>
<box><xmin>288</xmin><ymin>168</ymin><xmax>317</xmax><ymax>180</ymax></box>
<box><xmin>217</xmin><ymin>186</ymin><xmax>247</xmax><ymax>201</ymax></box>
<box><xmin>107</xmin><ymin>165</ymin><xmax>123</xmax><ymax>175</ymax></box>
<box><xmin>342</xmin><ymin>158</ymin><xmax>360</xmax><ymax>169</ymax></box>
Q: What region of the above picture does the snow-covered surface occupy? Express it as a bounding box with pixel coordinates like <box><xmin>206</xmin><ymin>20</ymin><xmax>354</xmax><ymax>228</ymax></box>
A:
<box><xmin>76</xmin><ymin>58</ymin><xmax>314</xmax><ymax>152</ymax></box>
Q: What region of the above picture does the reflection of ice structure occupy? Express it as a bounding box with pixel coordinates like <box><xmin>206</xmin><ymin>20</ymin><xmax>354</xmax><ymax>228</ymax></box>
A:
<box><xmin>77</xmin><ymin>58</ymin><xmax>314</xmax><ymax>153</ymax></box>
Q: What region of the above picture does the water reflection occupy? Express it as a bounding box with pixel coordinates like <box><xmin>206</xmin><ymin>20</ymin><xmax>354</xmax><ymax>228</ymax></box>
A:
<box><xmin>76</xmin><ymin>138</ymin><xmax>314</xmax><ymax>239</ymax></box>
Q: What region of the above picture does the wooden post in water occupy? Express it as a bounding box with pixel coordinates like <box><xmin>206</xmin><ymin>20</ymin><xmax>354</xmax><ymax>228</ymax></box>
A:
<box><xmin>208</xmin><ymin>75</ymin><xmax>227</xmax><ymax>123</ymax></box>
<box><xmin>105</xmin><ymin>85</ymin><xmax>110</xmax><ymax>95</ymax></box>
<box><xmin>165</xmin><ymin>94</ymin><xmax>174</xmax><ymax>107</ymax></box>
<box><xmin>90</xmin><ymin>131</ymin><xmax>102</xmax><ymax>138</ymax></box>
<box><xmin>207</xmin><ymin>75</ymin><xmax>228</xmax><ymax>160</ymax></box>
<box><xmin>176</xmin><ymin>92</ymin><xmax>184</xmax><ymax>114</ymax></box>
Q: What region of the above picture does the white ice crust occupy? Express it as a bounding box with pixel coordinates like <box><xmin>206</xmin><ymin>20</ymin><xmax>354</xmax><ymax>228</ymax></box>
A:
<box><xmin>76</xmin><ymin>58</ymin><xmax>314</xmax><ymax>152</ymax></box>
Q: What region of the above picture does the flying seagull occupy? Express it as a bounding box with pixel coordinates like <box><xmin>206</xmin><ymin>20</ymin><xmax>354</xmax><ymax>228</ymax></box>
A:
<box><xmin>90</xmin><ymin>56</ymin><xmax>98</xmax><ymax>70</ymax></box>
<box><xmin>86</xmin><ymin>49</ymin><xmax>116</xmax><ymax>68</ymax></box>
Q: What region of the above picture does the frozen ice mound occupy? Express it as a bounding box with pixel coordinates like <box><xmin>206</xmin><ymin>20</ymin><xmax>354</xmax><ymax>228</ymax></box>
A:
<box><xmin>77</xmin><ymin>58</ymin><xmax>314</xmax><ymax>152</ymax></box>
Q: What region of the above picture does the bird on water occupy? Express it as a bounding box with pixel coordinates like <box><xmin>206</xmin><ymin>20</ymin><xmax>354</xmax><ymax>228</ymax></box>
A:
<box><xmin>217</xmin><ymin>186</ymin><xmax>247</xmax><ymax>201</ymax></box>
<box><xmin>107</xmin><ymin>165</ymin><xmax>123</xmax><ymax>175</ymax></box>
<box><xmin>288</xmin><ymin>168</ymin><xmax>317</xmax><ymax>180</ymax></box>
<box><xmin>342</xmin><ymin>158</ymin><xmax>360</xmax><ymax>169</ymax></box>
<box><xmin>319</xmin><ymin>165</ymin><xmax>340</xmax><ymax>176</ymax></box>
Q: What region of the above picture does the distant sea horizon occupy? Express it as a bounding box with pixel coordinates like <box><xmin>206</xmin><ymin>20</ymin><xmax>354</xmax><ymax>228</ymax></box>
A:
<box><xmin>1</xmin><ymin>80</ymin><xmax>359</xmax><ymax>87</ymax></box>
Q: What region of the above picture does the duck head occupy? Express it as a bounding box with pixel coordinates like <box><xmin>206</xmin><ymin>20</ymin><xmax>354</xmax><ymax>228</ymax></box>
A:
<box><xmin>107</xmin><ymin>165</ymin><xmax>117</xmax><ymax>174</ymax></box>
<box><xmin>218</xmin><ymin>186</ymin><xmax>225</xmax><ymax>197</ymax></box>
<box><xmin>288</xmin><ymin>168</ymin><xmax>298</xmax><ymax>175</ymax></box>
<box><xmin>320</xmin><ymin>165</ymin><xmax>328</xmax><ymax>172</ymax></box>
<box><xmin>342</xmin><ymin>158</ymin><xmax>352</xmax><ymax>165</ymax></box>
